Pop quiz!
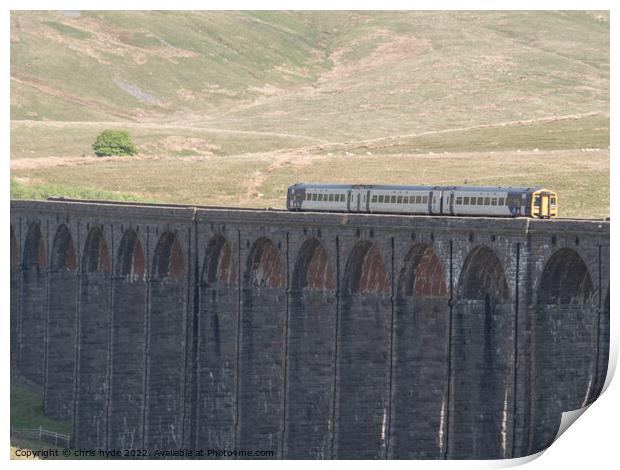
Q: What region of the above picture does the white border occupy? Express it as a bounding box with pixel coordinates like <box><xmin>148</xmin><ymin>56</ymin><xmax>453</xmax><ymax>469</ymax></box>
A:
<box><xmin>4</xmin><ymin>2</ymin><xmax>616</xmax><ymax>468</ymax></box>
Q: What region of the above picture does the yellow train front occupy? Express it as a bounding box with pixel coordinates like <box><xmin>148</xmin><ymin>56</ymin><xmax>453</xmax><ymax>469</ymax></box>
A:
<box><xmin>287</xmin><ymin>184</ymin><xmax>558</xmax><ymax>219</ymax></box>
<box><xmin>530</xmin><ymin>188</ymin><xmax>558</xmax><ymax>218</ymax></box>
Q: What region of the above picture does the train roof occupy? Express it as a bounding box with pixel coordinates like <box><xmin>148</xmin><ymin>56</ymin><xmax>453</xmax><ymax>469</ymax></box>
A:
<box><xmin>290</xmin><ymin>183</ymin><xmax>546</xmax><ymax>193</ymax></box>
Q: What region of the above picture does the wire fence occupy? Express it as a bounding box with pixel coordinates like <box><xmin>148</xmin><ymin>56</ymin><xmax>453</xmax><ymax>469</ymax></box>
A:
<box><xmin>11</xmin><ymin>426</ymin><xmax>71</xmax><ymax>448</ymax></box>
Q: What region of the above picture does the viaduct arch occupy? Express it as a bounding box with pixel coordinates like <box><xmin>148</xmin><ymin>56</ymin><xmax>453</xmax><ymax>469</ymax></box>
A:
<box><xmin>9</xmin><ymin>200</ymin><xmax>610</xmax><ymax>459</ymax></box>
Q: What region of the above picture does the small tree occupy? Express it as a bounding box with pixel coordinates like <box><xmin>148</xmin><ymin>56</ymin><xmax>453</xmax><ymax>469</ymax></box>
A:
<box><xmin>92</xmin><ymin>129</ymin><xmax>137</xmax><ymax>157</ymax></box>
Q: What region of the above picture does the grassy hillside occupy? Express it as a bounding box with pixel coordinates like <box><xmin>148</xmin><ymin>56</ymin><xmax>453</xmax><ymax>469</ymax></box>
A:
<box><xmin>11</xmin><ymin>11</ymin><xmax>609</xmax><ymax>133</ymax></box>
<box><xmin>10</xmin><ymin>11</ymin><xmax>609</xmax><ymax>218</ymax></box>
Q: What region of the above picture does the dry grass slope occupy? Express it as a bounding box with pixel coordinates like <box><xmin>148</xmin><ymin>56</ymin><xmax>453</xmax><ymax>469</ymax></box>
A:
<box><xmin>10</xmin><ymin>11</ymin><xmax>609</xmax><ymax>218</ymax></box>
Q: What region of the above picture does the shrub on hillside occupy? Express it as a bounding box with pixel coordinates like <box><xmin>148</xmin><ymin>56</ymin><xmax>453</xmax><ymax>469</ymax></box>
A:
<box><xmin>92</xmin><ymin>130</ymin><xmax>137</xmax><ymax>157</ymax></box>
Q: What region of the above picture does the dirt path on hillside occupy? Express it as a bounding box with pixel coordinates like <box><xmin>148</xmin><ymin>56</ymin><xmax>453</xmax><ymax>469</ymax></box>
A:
<box><xmin>295</xmin><ymin>111</ymin><xmax>609</xmax><ymax>154</ymax></box>
<box><xmin>238</xmin><ymin>151</ymin><xmax>329</xmax><ymax>204</ymax></box>
<box><xmin>11</xmin><ymin>118</ymin><xmax>329</xmax><ymax>144</ymax></box>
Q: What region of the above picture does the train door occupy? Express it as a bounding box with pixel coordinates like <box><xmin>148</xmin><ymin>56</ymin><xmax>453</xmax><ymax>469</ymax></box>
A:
<box><xmin>349</xmin><ymin>188</ymin><xmax>361</xmax><ymax>212</ymax></box>
<box><xmin>540</xmin><ymin>192</ymin><xmax>550</xmax><ymax>218</ymax></box>
<box><xmin>445</xmin><ymin>191</ymin><xmax>455</xmax><ymax>215</ymax></box>
<box><xmin>430</xmin><ymin>190</ymin><xmax>442</xmax><ymax>214</ymax></box>
<box><xmin>347</xmin><ymin>190</ymin><xmax>352</xmax><ymax>212</ymax></box>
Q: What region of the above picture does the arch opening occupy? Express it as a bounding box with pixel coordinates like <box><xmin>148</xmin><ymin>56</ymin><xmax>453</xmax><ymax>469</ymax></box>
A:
<box><xmin>336</xmin><ymin>241</ymin><xmax>390</xmax><ymax>458</ymax></box>
<box><xmin>391</xmin><ymin>244</ymin><xmax>449</xmax><ymax>458</ymax></box>
<box><xmin>538</xmin><ymin>248</ymin><xmax>594</xmax><ymax>306</ymax></box>
<box><xmin>398</xmin><ymin>244</ymin><xmax>447</xmax><ymax>298</ymax></box>
<box><xmin>458</xmin><ymin>246</ymin><xmax>509</xmax><ymax>301</ymax></box>
<box><xmin>292</xmin><ymin>238</ymin><xmax>334</xmax><ymax>292</ymax></box>
<box><xmin>244</xmin><ymin>237</ymin><xmax>284</xmax><ymax>289</ymax></box>
<box><xmin>203</xmin><ymin>235</ymin><xmax>235</xmax><ymax>285</ymax></box>
<box><xmin>238</xmin><ymin>237</ymin><xmax>286</xmax><ymax>453</ymax></box>
<box><xmin>285</xmin><ymin>239</ymin><xmax>336</xmax><ymax>458</ymax></box>
<box><xmin>82</xmin><ymin>228</ymin><xmax>110</xmax><ymax>274</ymax></box>
<box><xmin>50</xmin><ymin>225</ymin><xmax>76</xmax><ymax>272</ymax></box>
<box><xmin>450</xmin><ymin>245</ymin><xmax>512</xmax><ymax>459</ymax></box>
<box><xmin>117</xmin><ymin>229</ymin><xmax>145</xmax><ymax>279</ymax></box>
<box><xmin>19</xmin><ymin>223</ymin><xmax>47</xmax><ymax>385</ymax></box>
<box><xmin>45</xmin><ymin>224</ymin><xmax>78</xmax><ymax>419</ymax></box>
<box><xmin>197</xmin><ymin>234</ymin><xmax>238</xmax><ymax>451</ymax></box>
<box><xmin>23</xmin><ymin>223</ymin><xmax>46</xmax><ymax>269</ymax></box>
<box><xmin>344</xmin><ymin>241</ymin><xmax>389</xmax><ymax>295</ymax></box>
<box><xmin>145</xmin><ymin>231</ymin><xmax>186</xmax><ymax>450</ymax></box>
<box><xmin>10</xmin><ymin>226</ymin><xmax>19</xmax><ymax>368</ymax></box>
<box><xmin>108</xmin><ymin>229</ymin><xmax>147</xmax><ymax>449</ymax></box>
<box><xmin>152</xmin><ymin>232</ymin><xmax>184</xmax><ymax>280</ymax></box>
<box><xmin>75</xmin><ymin>227</ymin><xmax>111</xmax><ymax>448</ymax></box>
<box><xmin>532</xmin><ymin>248</ymin><xmax>597</xmax><ymax>454</ymax></box>
<box><xmin>11</xmin><ymin>226</ymin><xmax>18</xmax><ymax>268</ymax></box>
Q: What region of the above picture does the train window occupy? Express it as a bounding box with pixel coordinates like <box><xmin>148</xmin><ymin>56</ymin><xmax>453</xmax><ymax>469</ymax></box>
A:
<box><xmin>414</xmin><ymin>195</ymin><xmax>420</xmax><ymax>204</ymax></box>
<box><xmin>491</xmin><ymin>198</ymin><xmax>497</xmax><ymax>206</ymax></box>
<box><xmin>498</xmin><ymin>197</ymin><xmax>505</xmax><ymax>205</ymax></box>
<box><xmin>328</xmin><ymin>194</ymin><xmax>334</xmax><ymax>202</ymax></box>
<box><xmin>456</xmin><ymin>197</ymin><xmax>462</xmax><ymax>205</ymax></box>
<box><xmin>463</xmin><ymin>197</ymin><xmax>469</xmax><ymax>204</ymax></box>
<box><xmin>378</xmin><ymin>195</ymin><xmax>384</xmax><ymax>203</ymax></box>
<box><xmin>403</xmin><ymin>196</ymin><xmax>409</xmax><ymax>203</ymax></box>
<box><xmin>372</xmin><ymin>195</ymin><xmax>378</xmax><ymax>203</ymax></box>
<box><xmin>397</xmin><ymin>196</ymin><xmax>403</xmax><ymax>203</ymax></box>
<box><xmin>477</xmin><ymin>197</ymin><xmax>483</xmax><ymax>205</ymax></box>
<box><xmin>550</xmin><ymin>197</ymin><xmax>556</xmax><ymax>206</ymax></box>
<box><xmin>484</xmin><ymin>197</ymin><xmax>490</xmax><ymax>205</ymax></box>
<box><xmin>422</xmin><ymin>196</ymin><xmax>428</xmax><ymax>204</ymax></box>
<box><xmin>534</xmin><ymin>196</ymin><xmax>541</xmax><ymax>206</ymax></box>
<box><xmin>341</xmin><ymin>194</ymin><xmax>345</xmax><ymax>202</ymax></box>
<box><xmin>391</xmin><ymin>196</ymin><xmax>397</xmax><ymax>203</ymax></box>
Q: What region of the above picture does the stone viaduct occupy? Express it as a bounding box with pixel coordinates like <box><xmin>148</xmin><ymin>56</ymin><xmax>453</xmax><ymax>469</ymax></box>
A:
<box><xmin>10</xmin><ymin>199</ymin><xmax>610</xmax><ymax>459</ymax></box>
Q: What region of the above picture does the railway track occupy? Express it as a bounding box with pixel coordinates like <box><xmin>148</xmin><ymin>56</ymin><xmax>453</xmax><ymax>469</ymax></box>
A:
<box><xmin>43</xmin><ymin>197</ymin><xmax>608</xmax><ymax>222</ymax></box>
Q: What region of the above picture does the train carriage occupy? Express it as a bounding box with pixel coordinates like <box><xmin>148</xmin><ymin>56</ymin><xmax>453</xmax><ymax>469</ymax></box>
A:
<box><xmin>287</xmin><ymin>183</ymin><xmax>557</xmax><ymax>218</ymax></box>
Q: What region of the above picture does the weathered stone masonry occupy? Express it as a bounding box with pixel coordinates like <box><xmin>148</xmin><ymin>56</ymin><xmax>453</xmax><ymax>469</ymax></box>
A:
<box><xmin>10</xmin><ymin>200</ymin><xmax>609</xmax><ymax>459</ymax></box>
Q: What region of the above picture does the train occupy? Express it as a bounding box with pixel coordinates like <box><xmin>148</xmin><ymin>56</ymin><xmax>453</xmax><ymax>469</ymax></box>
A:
<box><xmin>286</xmin><ymin>183</ymin><xmax>558</xmax><ymax>218</ymax></box>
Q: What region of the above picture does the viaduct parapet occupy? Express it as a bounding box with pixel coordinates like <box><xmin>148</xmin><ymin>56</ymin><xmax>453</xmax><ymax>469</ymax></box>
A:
<box><xmin>10</xmin><ymin>199</ymin><xmax>610</xmax><ymax>459</ymax></box>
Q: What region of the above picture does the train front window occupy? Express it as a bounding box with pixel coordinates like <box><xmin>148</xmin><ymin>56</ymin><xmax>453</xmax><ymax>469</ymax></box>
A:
<box><xmin>534</xmin><ymin>196</ymin><xmax>541</xmax><ymax>206</ymax></box>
